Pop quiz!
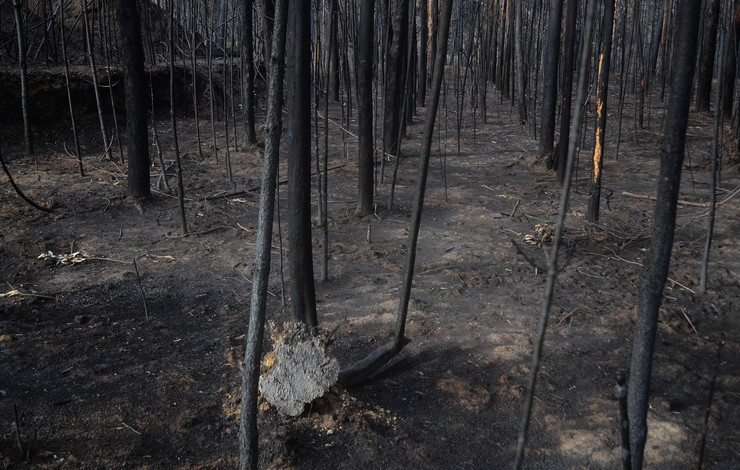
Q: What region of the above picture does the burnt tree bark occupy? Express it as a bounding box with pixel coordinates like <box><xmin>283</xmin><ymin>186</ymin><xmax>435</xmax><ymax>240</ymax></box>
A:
<box><xmin>384</xmin><ymin>0</ymin><xmax>410</xmax><ymax>159</ymax></box>
<box><xmin>242</xmin><ymin>0</ymin><xmax>258</xmax><ymax>145</ymax></box>
<box><xmin>627</xmin><ymin>0</ymin><xmax>702</xmax><ymax>467</ymax></box>
<box><xmin>695</xmin><ymin>0</ymin><xmax>720</xmax><ymax>112</ymax></box>
<box><xmin>539</xmin><ymin>0</ymin><xmax>564</xmax><ymax>160</ymax></box>
<box><xmin>287</xmin><ymin>0</ymin><xmax>318</xmax><ymax>326</ymax></box>
<box><xmin>238</xmin><ymin>0</ymin><xmax>289</xmax><ymax>466</ymax></box>
<box><xmin>556</xmin><ymin>0</ymin><xmax>579</xmax><ymax>184</ymax></box>
<box><xmin>587</xmin><ymin>0</ymin><xmax>616</xmax><ymax>222</ymax></box>
<box><xmin>12</xmin><ymin>0</ymin><xmax>33</xmax><ymax>155</ymax></box>
<box><xmin>356</xmin><ymin>0</ymin><xmax>375</xmax><ymax>216</ymax></box>
<box><xmin>117</xmin><ymin>0</ymin><xmax>151</xmax><ymax>200</ymax></box>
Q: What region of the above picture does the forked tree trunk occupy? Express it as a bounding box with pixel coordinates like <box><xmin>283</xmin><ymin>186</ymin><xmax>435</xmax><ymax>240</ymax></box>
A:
<box><xmin>287</xmin><ymin>0</ymin><xmax>317</xmax><ymax>327</ymax></box>
<box><xmin>627</xmin><ymin>0</ymin><xmax>701</xmax><ymax>467</ymax></box>
<box><xmin>238</xmin><ymin>1</ymin><xmax>288</xmax><ymax>467</ymax></box>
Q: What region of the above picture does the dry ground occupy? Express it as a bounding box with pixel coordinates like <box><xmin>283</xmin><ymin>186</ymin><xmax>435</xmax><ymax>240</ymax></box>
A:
<box><xmin>1</xmin><ymin>80</ymin><xmax>739</xmax><ymax>469</ymax></box>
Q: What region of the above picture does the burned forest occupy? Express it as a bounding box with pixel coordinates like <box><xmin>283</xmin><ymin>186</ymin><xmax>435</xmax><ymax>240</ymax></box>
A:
<box><xmin>1</xmin><ymin>0</ymin><xmax>739</xmax><ymax>469</ymax></box>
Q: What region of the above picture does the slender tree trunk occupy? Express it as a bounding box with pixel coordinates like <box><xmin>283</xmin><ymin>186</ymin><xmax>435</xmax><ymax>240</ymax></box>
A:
<box><xmin>627</xmin><ymin>0</ymin><xmax>702</xmax><ymax>467</ymax></box>
<box><xmin>117</xmin><ymin>0</ymin><xmax>151</xmax><ymax>200</ymax></box>
<box><xmin>356</xmin><ymin>0</ymin><xmax>375</xmax><ymax>216</ymax></box>
<box><xmin>12</xmin><ymin>0</ymin><xmax>33</xmax><ymax>155</ymax></box>
<box><xmin>419</xmin><ymin>0</ymin><xmax>428</xmax><ymax>107</ymax></box>
<box><xmin>242</xmin><ymin>0</ymin><xmax>258</xmax><ymax>144</ymax></box>
<box><xmin>170</xmin><ymin>0</ymin><xmax>187</xmax><ymax>234</ymax></box>
<box><xmin>539</xmin><ymin>0</ymin><xmax>563</xmax><ymax>159</ymax></box>
<box><xmin>287</xmin><ymin>0</ymin><xmax>317</xmax><ymax>327</ymax></box>
<box><xmin>82</xmin><ymin>0</ymin><xmax>111</xmax><ymax>160</ymax></box>
<box><xmin>238</xmin><ymin>1</ymin><xmax>288</xmax><ymax>467</ymax></box>
<box><xmin>514</xmin><ymin>0</ymin><xmax>527</xmax><ymax>123</ymax></box>
<box><xmin>587</xmin><ymin>0</ymin><xmax>616</xmax><ymax>222</ymax></box>
<box><xmin>60</xmin><ymin>2</ymin><xmax>83</xmax><ymax>176</ymax></box>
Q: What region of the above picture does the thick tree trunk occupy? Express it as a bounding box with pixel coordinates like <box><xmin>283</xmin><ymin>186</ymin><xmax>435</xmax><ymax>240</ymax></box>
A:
<box><xmin>356</xmin><ymin>0</ymin><xmax>375</xmax><ymax>216</ymax></box>
<box><xmin>539</xmin><ymin>0</ymin><xmax>563</xmax><ymax>159</ymax></box>
<box><xmin>695</xmin><ymin>0</ymin><xmax>720</xmax><ymax>112</ymax></box>
<box><xmin>287</xmin><ymin>0</ymin><xmax>317</xmax><ymax>327</ymax></box>
<box><xmin>238</xmin><ymin>1</ymin><xmax>289</xmax><ymax>467</ymax></box>
<box><xmin>587</xmin><ymin>0</ymin><xmax>616</xmax><ymax>222</ymax></box>
<box><xmin>117</xmin><ymin>0</ymin><xmax>150</xmax><ymax>200</ymax></box>
<box><xmin>627</xmin><ymin>0</ymin><xmax>701</xmax><ymax>467</ymax></box>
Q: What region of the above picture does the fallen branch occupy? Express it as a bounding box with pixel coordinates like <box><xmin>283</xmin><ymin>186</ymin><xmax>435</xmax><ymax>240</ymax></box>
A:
<box><xmin>1</xmin><ymin>151</ymin><xmax>52</xmax><ymax>213</ymax></box>
<box><xmin>622</xmin><ymin>191</ymin><xmax>705</xmax><ymax>208</ymax></box>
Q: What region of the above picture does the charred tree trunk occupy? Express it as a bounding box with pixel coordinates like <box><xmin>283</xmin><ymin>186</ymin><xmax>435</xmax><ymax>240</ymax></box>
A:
<box><xmin>627</xmin><ymin>0</ymin><xmax>702</xmax><ymax>467</ymax></box>
<box><xmin>242</xmin><ymin>0</ymin><xmax>258</xmax><ymax>144</ymax></box>
<box><xmin>238</xmin><ymin>1</ymin><xmax>288</xmax><ymax>467</ymax></box>
<box><xmin>695</xmin><ymin>0</ymin><xmax>720</xmax><ymax>112</ymax></box>
<box><xmin>287</xmin><ymin>0</ymin><xmax>318</xmax><ymax>327</ymax></box>
<box><xmin>117</xmin><ymin>0</ymin><xmax>150</xmax><ymax>200</ymax></box>
<box><xmin>556</xmin><ymin>0</ymin><xmax>579</xmax><ymax>184</ymax></box>
<box><xmin>419</xmin><ymin>0</ymin><xmax>428</xmax><ymax>107</ymax></box>
<box><xmin>384</xmin><ymin>0</ymin><xmax>410</xmax><ymax>159</ymax></box>
<box><xmin>721</xmin><ymin>0</ymin><xmax>739</xmax><ymax>120</ymax></box>
<box><xmin>514</xmin><ymin>0</ymin><xmax>527</xmax><ymax>123</ymax></box>
<box><xmin>587</xmin><ymin>0</ymin><xmax>616</xmax><ymax>222</ymax></box>
<box><xmin>12</xmin><ymin>0</ymin><xmax>33</xmax><ymax>155</ymax></box>
<box><xmin>539</xmin><ymin>0</ymin><xmax>564</xmax><ymax>160</ymax></box>
<box><xmin>356</xmin><ymin>0</ymin><xmax>375</xmax><ymax>216</ymax></box>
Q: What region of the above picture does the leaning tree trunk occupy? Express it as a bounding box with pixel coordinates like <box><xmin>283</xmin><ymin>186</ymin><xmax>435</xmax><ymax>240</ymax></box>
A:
<box><xmin>238</xmin><ymin>1</ymin><xmax>288</xmax><ymax>467</ymax></box>
<box><xmin>339</xmin><ymin>0</ymin><xmax>454</xmax><ymax>387</ymax></box>
<box><xmin>587</xmin><ymin>0</ymin><xmax>616</xmax><ymax>222</ymax></box>
<box><xmin>539</xmin><ymin>0</ymin><xmax>564</xmax><ymax>160</ymax></box>
<box><xmin>356</xmin><ymin>0</ymin><xmax>374</xmax><ymax>216</ymax></box>
<box><xmin>117</xmin><ymin>0</ymin><xmax>150</xmax><ymax>200</ymax></box>
<box><xmin>287</xmin><ymin>0</ymin><xmax>318</xmax><ymax>327</ymax></box>
<box><xmin>627</xmin><ymin>0</ymin><xmax>702</xmax><ymax>467</ymax></box>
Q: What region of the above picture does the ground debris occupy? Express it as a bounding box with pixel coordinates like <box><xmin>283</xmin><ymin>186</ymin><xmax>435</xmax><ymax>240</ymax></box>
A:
<box><xmin>259</xmin><ymin>321</ymin><xmax>339</xmax><ymax>417</ymax></box>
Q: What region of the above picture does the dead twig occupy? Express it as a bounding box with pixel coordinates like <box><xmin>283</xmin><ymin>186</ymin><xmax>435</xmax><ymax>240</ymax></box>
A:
<box><xmin>132</xmin><ymin>258</ymin><xmax>149</xmax><ymax>321</ymax></box>
<box><xmin>680</xmin><ymin>308</ymin><xmax>699</xmax><ymax>335</ymax></box>
<box><xmin>556</xmin><ymin>306</ymin><xmax>587</xmax><ymax>326</ymax></box>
